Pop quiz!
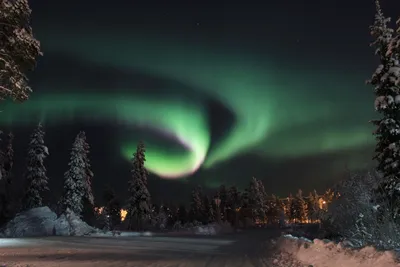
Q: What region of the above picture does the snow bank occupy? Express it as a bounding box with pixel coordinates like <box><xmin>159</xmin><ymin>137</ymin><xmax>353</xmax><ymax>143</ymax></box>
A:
<box><xmin>276</xmin><ymin>235</ymin><xmax>400</xmax><ymax>267</ymax></box>
<box><xmin>3</xmin><ymin>206</ymin><xmax>98</xmax><ymax>237</ymax></box>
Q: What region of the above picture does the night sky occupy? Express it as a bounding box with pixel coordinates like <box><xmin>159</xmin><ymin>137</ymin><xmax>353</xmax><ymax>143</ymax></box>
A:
<box><xmin>1</xmin><ymin>0</ymin><xmax>400</xmax><ymax>204</ymax></box>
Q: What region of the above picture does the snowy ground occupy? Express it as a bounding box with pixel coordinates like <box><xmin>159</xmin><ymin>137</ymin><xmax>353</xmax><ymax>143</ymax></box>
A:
<box><xmin>0</xmin><ymin>229</ymin><xmax>287</xmax><ymax>267</ymax></box>
<box><xmin>3</xmin><ymin>229</ymin><xmax>396</xmax><ymax>267</ymax></box>
<box><xmin>276</xmin><ymin>234</ymin><xmax>400</xmax><ymax>267</ymax></box>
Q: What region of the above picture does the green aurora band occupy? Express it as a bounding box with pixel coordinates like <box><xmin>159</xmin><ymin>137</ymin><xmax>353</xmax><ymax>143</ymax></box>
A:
<box><xmin>0</xmin><ymin>29</ymin><xmax>376</xmax><ymax>179</ymax></box>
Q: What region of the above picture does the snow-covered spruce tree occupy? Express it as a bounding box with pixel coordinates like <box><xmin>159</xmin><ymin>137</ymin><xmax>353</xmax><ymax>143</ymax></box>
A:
<box><xmin>387</xmin><ymin>17</ymin><xmax>400</xmax><ymax>56</ymax></box>
<box><xmin>80</xmin><ymin>131</ymin><xmax>94</xmax><ymax>207</ymax></box>
<box><xmin>0</xmin><ymin>0</ymin><xmax>42</xmax><ymax>101</ymax></box>
<box><xmin>190</xmin><ymin>185</ymin><xmax>204</xmax><ymax>222</ymax></box>
<box><xmin>367</xmin><ymin>0</ymin><xmax>400</xmax><ymax>218</ymax></box>
<box><xmin>59</xmin><ymin>132</ymin><xmax>87</xmax><ymax>215</ymax></box>
<box><xmin>21</xmin><ymin>123</ymin><xmax>49</xmax><ymax>211</ymax></box>
<box><xmin>78</xmin><ymin>132</ymin><xmax>95</xmax><ymax>224</ymax></box>
<box><xmin>132</xmin><ymin>141</ymin><xmax>148</xmax><ymax>185</ymax></box>
<box><xmin>320</xmin><ymin>171</ymin><xmax>400</xmax><ymax>248</ymax></box>
<box><xmin>127</xmin><ymin>141</ymin><xmax>151</xmax><ymax>231</ymax></box>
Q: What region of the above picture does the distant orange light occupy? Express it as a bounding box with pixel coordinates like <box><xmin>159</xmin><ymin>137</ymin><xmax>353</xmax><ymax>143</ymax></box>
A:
<box><xmin>95</xmin><ymin>206</ymin><xmax>128</xmax><ymax>222</ymax></box>
<box><xmin>120</xmin><ymin>209</ymin><xmax>127</xmax><ymax>221</ymax></box>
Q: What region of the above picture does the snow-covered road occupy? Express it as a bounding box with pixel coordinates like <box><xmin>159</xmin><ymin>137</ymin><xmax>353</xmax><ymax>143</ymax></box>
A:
<box><xmin>0</xmin><ymin>230</ymin><xmax>287</xmax><ymax>267</ymax></box>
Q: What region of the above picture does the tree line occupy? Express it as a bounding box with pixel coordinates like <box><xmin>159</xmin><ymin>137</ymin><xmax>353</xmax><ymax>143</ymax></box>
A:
<box><xmin>167</xmin><ymin>178</ymin><xmax>334</xmax><ymax>229</ymax></box>
<box><xmin>0</xmin><ymin>123</ymin><xmax>333</xmax><ymax>231</ymax></box>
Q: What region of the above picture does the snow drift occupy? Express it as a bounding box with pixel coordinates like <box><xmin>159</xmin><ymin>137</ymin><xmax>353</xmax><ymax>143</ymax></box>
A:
<box><xmin>276</xmin><ymin>235</ymin><xmax>400</xmax><ymax>267</ymax></box>
<box><xmin>3</xmin><ymin>206</ymin><xmax>97</xmax><ymax>237</ymax></box>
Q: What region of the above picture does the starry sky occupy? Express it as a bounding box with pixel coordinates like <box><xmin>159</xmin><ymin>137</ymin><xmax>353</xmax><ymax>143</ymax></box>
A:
<box><xmin>1</xmin><ymin>0</ymin><xmax>400</xmax><ymax>204</ymax></box>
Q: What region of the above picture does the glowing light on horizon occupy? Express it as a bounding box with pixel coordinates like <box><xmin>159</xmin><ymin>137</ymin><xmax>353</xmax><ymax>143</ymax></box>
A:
<box><xmin>94</xmin><ymin>206</ymin><xmax>128</xmax><ymax>222</ymax></box>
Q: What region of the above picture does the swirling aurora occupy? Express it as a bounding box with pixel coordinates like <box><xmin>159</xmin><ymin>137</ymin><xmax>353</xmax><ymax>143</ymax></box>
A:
<box><xmin>0</xmin><ymin>1</ymin><xmax>379</xmax><ymax>184</ymax></box>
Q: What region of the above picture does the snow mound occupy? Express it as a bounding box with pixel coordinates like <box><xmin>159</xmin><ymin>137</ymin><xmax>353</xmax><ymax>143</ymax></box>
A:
<box><xmin>193</xmin><ymin>222</ymin><xmax>233</xmax><ymax>236</ymax></box>
<box><xmin>4</xmin><ymin>207</ymin><xmax>57</xmax><ymax>237</ymax></box>
<box><xmin>277</xmin><ymin>235</ymin><xmax>400</xmax><ymax>267</ymax></box>
<box><xmin>3</xmin><ymin>206</ymin><xmax>98</xmax><ymax>237</ymax></box>
<box><xmin>62</xmin><ymin>208</ymin><xmax>97</xmax><ymax>236</ymax></box>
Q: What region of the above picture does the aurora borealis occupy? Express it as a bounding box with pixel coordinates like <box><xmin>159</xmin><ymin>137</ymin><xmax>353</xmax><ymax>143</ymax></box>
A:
<box><xmin>0</xmin><ymin>47</ymin><xmax>375</xmax><ymax>179</ymax></box>
<box><xmin>2</xmin><ymin>0</ymin><xmax>400</xmax><ymax>200</ymax></box>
